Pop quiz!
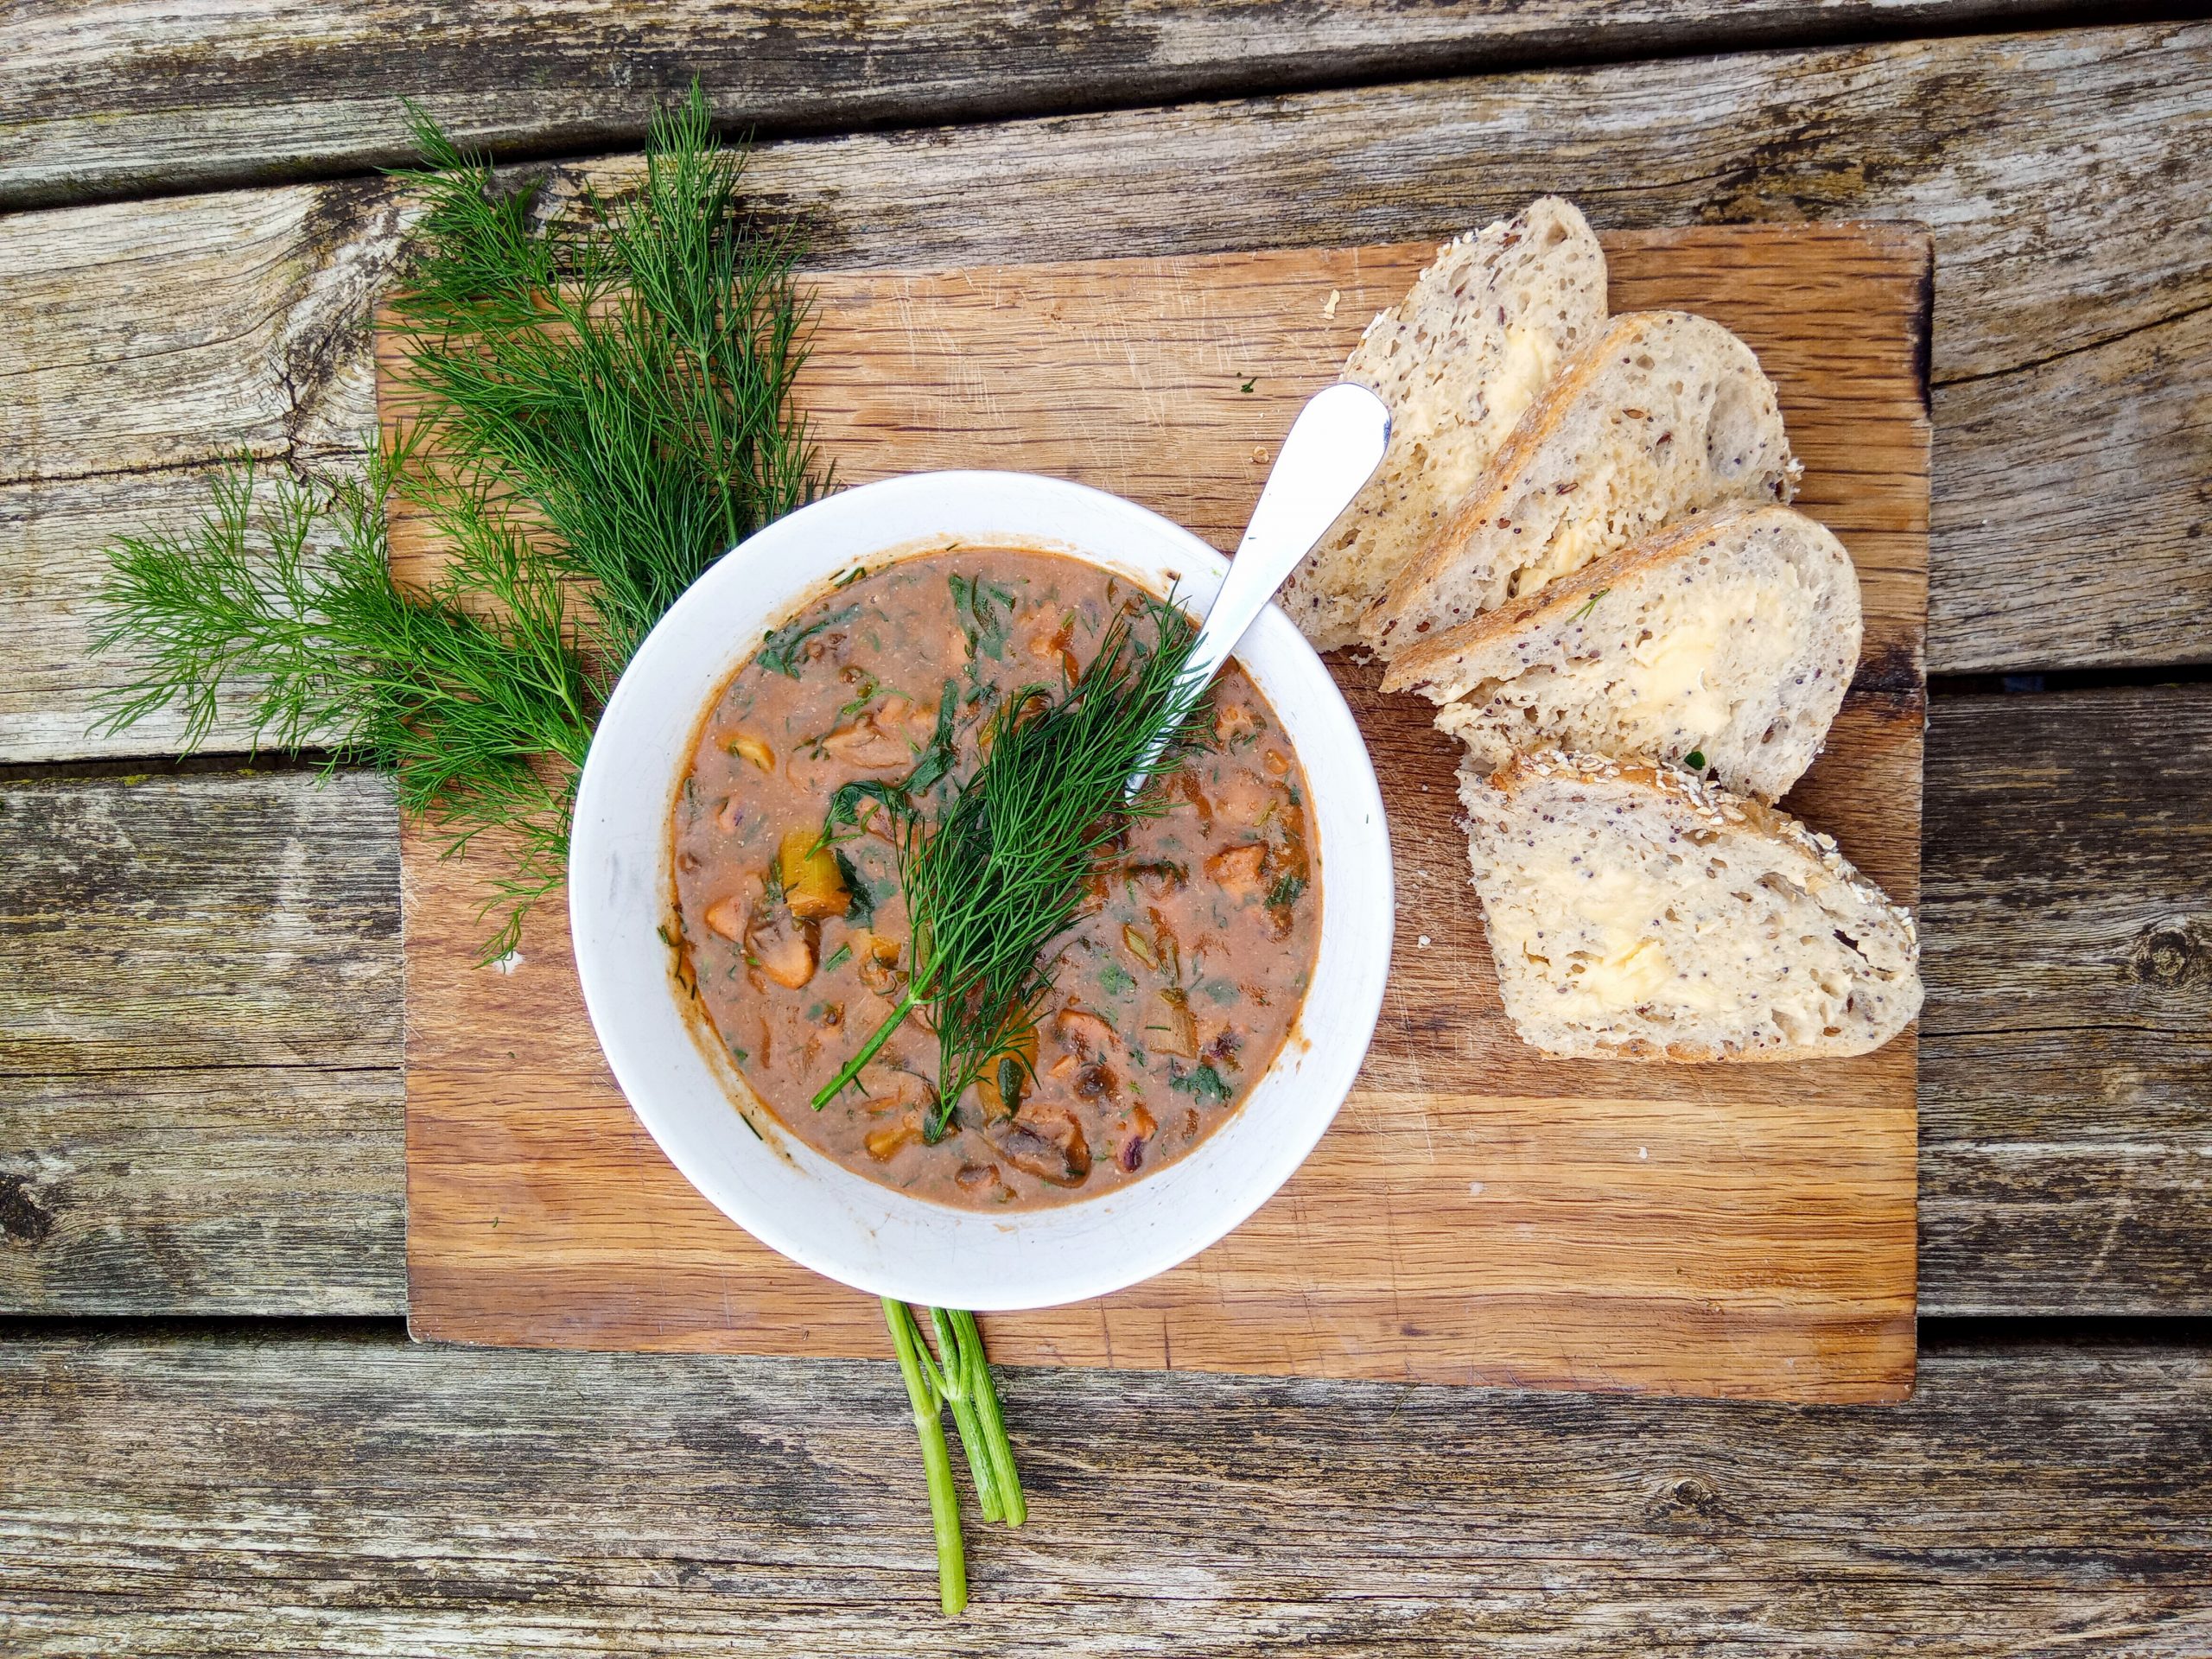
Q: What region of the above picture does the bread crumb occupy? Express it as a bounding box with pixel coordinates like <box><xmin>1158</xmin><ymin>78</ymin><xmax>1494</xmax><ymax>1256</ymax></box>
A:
<box><xmin>1323</xmin><ymin>288</ymin><xmax>1341</xmax><ymax>318</ymax></box>
<box><xmin>1418</xmin><ymin>934</ymin><xmax>1432</xmax><ymax>947</ymax></box>
<box><xmin>1467</xmin><ymin>1180</ymin><xmax>1485</xmax><ymax>1196</ymax></box>
<box><xmin>492</xmin><ymin>950</ymin><xmax>524</xmax><ymax>976</ymax></box>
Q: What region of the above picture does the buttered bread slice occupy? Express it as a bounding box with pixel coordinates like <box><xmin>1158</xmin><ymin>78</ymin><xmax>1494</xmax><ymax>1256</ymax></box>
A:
<box><xmin>1280</xmin><ymin>197</ymin><xmax>1607</xmax><ymax>651</ymax></box>
<box><xmin>1395</xmin><ymin>505</ymin><xmax>1861</xmax><ymax>800</ymax></box>
<box><xmin>1461</xmin><ymin>751</ymin><xmax>1921</xmax><ymax>1062</ymax></box>
<box><xmin>1366</xmin><ymin>311</ymin><xmax>1799</xmax><ymax>657</ymax></box>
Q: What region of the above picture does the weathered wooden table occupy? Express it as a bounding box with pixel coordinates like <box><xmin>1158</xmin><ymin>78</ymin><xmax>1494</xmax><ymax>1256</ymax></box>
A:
<box><xmin>3</xmin><ymin>6</ymin><xmax>2209</xmax><ymax>1651</ymax></box>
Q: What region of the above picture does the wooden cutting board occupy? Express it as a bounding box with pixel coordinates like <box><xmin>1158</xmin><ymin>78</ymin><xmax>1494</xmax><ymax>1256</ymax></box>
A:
<box><xmin>387</xmin><ymin>223</ymin><xmax>1929</xmax><ymax>1402</ymax></box>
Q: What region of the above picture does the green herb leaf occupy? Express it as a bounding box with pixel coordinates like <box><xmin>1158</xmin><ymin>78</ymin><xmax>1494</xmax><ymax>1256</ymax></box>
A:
<box><xmin>758</xmin><ymin>605</ymin><xmax>856</xmax><ymax>677</ymax></box>
<box><xmin>949</xmin><ymin>573</ymin><xmax>1018</xmax><ymax>663</ymax></box>
<box><xmin>1684</xmin><ymin>749</ymin><xmax>1707</xmax><ymax>771</ymax></box>
<box><xmin>903</xmin><ymin>680</ymin><xmax>963</xmax><ymax>795</ymax></box>
<box><xmin>823</xmin><ymin>942</ymin><xmax>854</xmax><ymax>973</ymax></box>
<box><xmin>835</xmin><ymin>849</ymin><xmax>875</xmax><ymax>927</ymax></box>
<box><xmin>1170</xmin><ymin>1062</ymin><xmax>1233</xmax><ymax>1107</ymax></box>
<box><xmin>1098</xmin><ymin>961</ymin><xmax>1137</xmax><ymax>998</ymax></box>
<box><xmin>1266</xmin><ymin>872</ymin><xmax>1306</xmax><ymax>911</ymax></box>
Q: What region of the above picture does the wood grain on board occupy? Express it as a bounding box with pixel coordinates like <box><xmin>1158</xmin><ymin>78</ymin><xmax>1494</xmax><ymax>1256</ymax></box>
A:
<box><xmin>389</xmin><ymin>223</ymin><xmax>1928</xmax><ymax>1400</ymax></box>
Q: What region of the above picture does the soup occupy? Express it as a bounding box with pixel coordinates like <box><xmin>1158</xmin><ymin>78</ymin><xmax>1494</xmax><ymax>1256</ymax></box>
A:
<box><xmin>668</xmin><ymin>548</ymin><xmax>1320</xmax><ymax>1210</ymax></box>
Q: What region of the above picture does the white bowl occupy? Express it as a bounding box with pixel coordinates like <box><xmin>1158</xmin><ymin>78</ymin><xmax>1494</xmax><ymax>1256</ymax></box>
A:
<box><xmin>570</xmin><ymin>471</ymin><xmax>1393</xmax><ymax>1311</ymax></box>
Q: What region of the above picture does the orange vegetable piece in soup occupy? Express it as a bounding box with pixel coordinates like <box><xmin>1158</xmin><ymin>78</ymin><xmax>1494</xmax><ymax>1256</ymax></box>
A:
<box><xmin>667</xmin><ymin>548</ymin><xmax>1320</xmax><ymax>1212</ymax></box>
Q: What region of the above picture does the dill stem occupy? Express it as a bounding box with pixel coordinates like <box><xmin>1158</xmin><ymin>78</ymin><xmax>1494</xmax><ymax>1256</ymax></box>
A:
<box><xmin>884</xmin><ymin>1298</ymin><xmax>967</xmax><ymax>1616</ymax></box>
<box><xmin>952</xmin><ymin>1309</ymin><xmax>1027</xmax><ymax>1528</ymax></box>
<box><xmin>929</xmin><ymin>1307</ymin><xmax>1003</xmax><ymax>1524</ymax></box>
<box><xmin>812</xmin><ymin>987</ymin><xmax>916</xmax><ymax>1110</ymax></box>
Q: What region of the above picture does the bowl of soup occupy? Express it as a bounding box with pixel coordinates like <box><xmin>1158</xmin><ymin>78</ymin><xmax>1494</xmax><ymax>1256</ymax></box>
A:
<box><xmin>570</xmin><ymin>471</ymin><xmax>1392</xmax><ymax>1310</ymax></box>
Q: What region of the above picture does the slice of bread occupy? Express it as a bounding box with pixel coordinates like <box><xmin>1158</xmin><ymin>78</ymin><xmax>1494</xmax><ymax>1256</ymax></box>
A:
<box><xmin>1396</xmin><ymin>505</ymin><xmax>1862</xmax><ymax>800</ymax></box>
<box><xmin>1365</xmin><ymin>311</ymin><xmax>1801</xmax><ymax>657</ymax></box>
<box><xmin>1461</xmin><ymin>750</ymin><xmax>1922</xmax><ymax>1062</ymax></box>
<box><xmin>1278</xmin><ymin>198</ymin><xmax>1607</xmax><ymax>651</ymax></box>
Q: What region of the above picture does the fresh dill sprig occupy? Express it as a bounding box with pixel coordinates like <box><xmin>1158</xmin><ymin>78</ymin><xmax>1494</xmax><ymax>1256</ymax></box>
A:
<box><xmin>813</xmin><ymin>593</ymin><xmax>1211</xmax><ymax>1138</ymax></box>
<box><xmin>91</xmin><ymin>448</ymin><xmax>601</xmax><ymax>959</ymax></box>
<box><xmin>90</xmin><ymin>86</ymin><xmax>827</xmax><ymax>958</ymax></box>
<box><xmin>386</xmin><ymin>85</ymin><xmax>826</xmax><ymax>664</ymax></box>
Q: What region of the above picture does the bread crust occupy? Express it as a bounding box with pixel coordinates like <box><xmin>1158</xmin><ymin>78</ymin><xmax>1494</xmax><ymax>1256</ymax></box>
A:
<box><xmin>1278</xmin><ymin>196</ymin><xmax>1606</xmax><ymax>650</ymax></box>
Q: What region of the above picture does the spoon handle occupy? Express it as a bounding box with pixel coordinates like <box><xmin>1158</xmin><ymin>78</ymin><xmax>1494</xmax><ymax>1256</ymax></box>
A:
<box><xmin>1129</xmin><ymin>383</ymin><xmax>1390</xmax><ymax>795</ymax></box>
<box><xmin>1188</xmin><ymin>381</ymin><xmax>1392</xmax><ymax>690</ymax></box>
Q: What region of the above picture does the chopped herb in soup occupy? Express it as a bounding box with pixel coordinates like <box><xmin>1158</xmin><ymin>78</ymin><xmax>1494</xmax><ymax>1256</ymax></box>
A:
<box><xmin>670</xmin><ymin>548</ymin><xmax>1319</xmax><ymax>1211</ymax></box>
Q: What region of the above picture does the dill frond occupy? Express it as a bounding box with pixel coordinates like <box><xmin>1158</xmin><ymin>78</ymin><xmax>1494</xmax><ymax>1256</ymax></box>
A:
<box><xmin>386</xmin><ymin>84</ymin><xmax>829</xmax><ymax>664</ymax></box>
<box><xmin>90</xmin><ymin>86</ymin><xmax>826</xmax><ymax>960</ymax></box>
<box><xmin>815</xmin><ymin>594</ymin><xmax>1212</xmax><ymax>1137</ymax></box>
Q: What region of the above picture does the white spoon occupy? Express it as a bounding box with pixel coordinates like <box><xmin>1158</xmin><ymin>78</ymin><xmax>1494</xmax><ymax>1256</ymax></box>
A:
<box><xmin>1130</xmin><ymin>381</ymin><xmax>1391</xmax><ymax>790</ymax></box>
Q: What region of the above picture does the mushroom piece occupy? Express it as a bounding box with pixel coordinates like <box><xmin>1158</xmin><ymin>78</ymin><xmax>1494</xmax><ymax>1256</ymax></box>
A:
<box><xmin>1205</xmin><ymin>842</ymin><xmax>1268</xmax><ymax>899</ymax></box>
<box><xmin>985</xmin><ymin>1106</ymin><xmax>1093</xmax><ymax>1188</ymax></box>
<box><xmin>855</xmin><ymin>933</ymin><xmax>905</xmax><ymax>997</ymax></box>
<box><xmin>1151</xmin><ymin>987</ymin><xmax>1199</xmax><ymax>1059</ymax></box>
<box><xmin>726</xmin><ymin>732</ymin><xmax>776</xmax><ymax>772</ymax></box>
<box><xmin>817</xmin><ymin>694</ymin><xmax>939</xmax><ymax>771</ymax></box>
<box><xmin>1054</xmin><ymin>1006</ymin><xmax>1117</xmax><ymax>1058</ymax></box>
<box><xmin>1214</xmin><ymin>701</ymin><xmax>1262</xmax><ymax>746</ymax></box>
<box><xmin>745</xmin><ymin>911</ymin><xmax>817</xmax><ymax>989</ymax></box>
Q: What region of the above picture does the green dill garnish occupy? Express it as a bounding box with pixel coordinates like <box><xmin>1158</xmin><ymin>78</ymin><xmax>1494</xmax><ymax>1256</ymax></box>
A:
<box><xmin>823</xmin><ymin>942</ymin><xmax>854</xmax><ymax>973</ymax></box>
<box><xmin>1098</xmin><ymin>961</ymin><xmax>1137</xmax><ymax>998</ymax></box>
<box><xmin>1198</xmin><ymin>976</ymin><xmax>1240</xmax><ymax>1004</ymax></box>
<box><xmin>811</xmin><ymin>593</ymin><xmax>1210</xmax><ymax>1140</ymax></box>
<box><xmin>1685</xmin><ymin>749</ymin><xmax>1707</xmax><ymax>771</ymax></box>
<box><xmin>1566</xmin><ymin>587</ymin><xmax>1610</xmax><ymax>626</ymax></box>
<box><xmin>1266</xmin><ymin>872</ymin><xmax>1306</xmax><ymax>911</ymax></box>
<box><xmin>834</xmin><ymin>564</ymin><xmax>869</xmax><ymax>588</ymax></box>
<box><xmin>1238</xmin><ymin>378</ymin><xmax>1256</xmax><ymax>394</ymax></box>
<box><xmin>1170</xmin><ymin>1062</ymin><xmax>1233</xmax><ymax>1107</ymax></box>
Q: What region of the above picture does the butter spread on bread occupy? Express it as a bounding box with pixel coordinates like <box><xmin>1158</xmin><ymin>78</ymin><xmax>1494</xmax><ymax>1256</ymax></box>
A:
<box><xmin>1279</xmin><ymin>197</ymin><xmax>1606</xmax><ymax>651</ymax></box>
<box><xmin>1366</xmin><ymin>311</ymin><xmax>1800</xmax><ymax>656</ymax></box>
<box><xmin>1459</xmin><ymin>750</ymin><xmax>1922</xmax><ymax>1063</ymax></box>
<box><xmin>1395</xmin><ymin>505</ymin><xmax>1861</xmax><ymax>800</ymax></box>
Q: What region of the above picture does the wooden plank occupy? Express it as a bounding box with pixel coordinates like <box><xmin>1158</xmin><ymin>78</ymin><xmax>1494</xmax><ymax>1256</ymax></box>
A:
<box><xmin>0</xmin><ymin>0</ymin><xmax>2083</xmax><ymax>211</ymax></box>
<box><xmin>0</xmin><ymin>687</ymin><xmax>2203</xmax><ymax>1318</ymax></box>
<box><xmin>3</xmin><ymin>22</ymin><xmax>2211</xmax><ymax>766</ymax></box>
<box><xmin>1919</xmin><ymin>686</ymin><xmax>2212</xmax><ymax>1318</ymax></box>
<box><xmin>0</xmin><ymin>770</ymin><xmax>405</xmax><ymax>1316</ymax></box>
<box><xmin>1</xmin><ymin>1330</ymin><xmax>2207</xmax><ymax>1651</ymax></box>
<box><xmin>391</xmin><ymin>224</ymin><xmax>1927</xmax><ymax>1400</ymax></box>
<box><xmin>0</xmin><ymin>1070</ymin><xmax>403</xmax><ymax>1316</ymax></box>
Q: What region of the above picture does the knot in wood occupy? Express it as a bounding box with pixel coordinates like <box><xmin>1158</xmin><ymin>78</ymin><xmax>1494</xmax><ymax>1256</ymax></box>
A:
<box><xmin>2124</xmin><ymin>917</ymin><xmax>2212</xmax><ymax>989</ymax></box>
<box><xmin>0</xmin><ymin>1173</ymin><xmax>56</xmax><ymax>1245</ymax></box>
<box><xmin>1645</xmin><ymin>1471</ymin><xmax>1727</xmax><ymax>1523</ymax></box>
